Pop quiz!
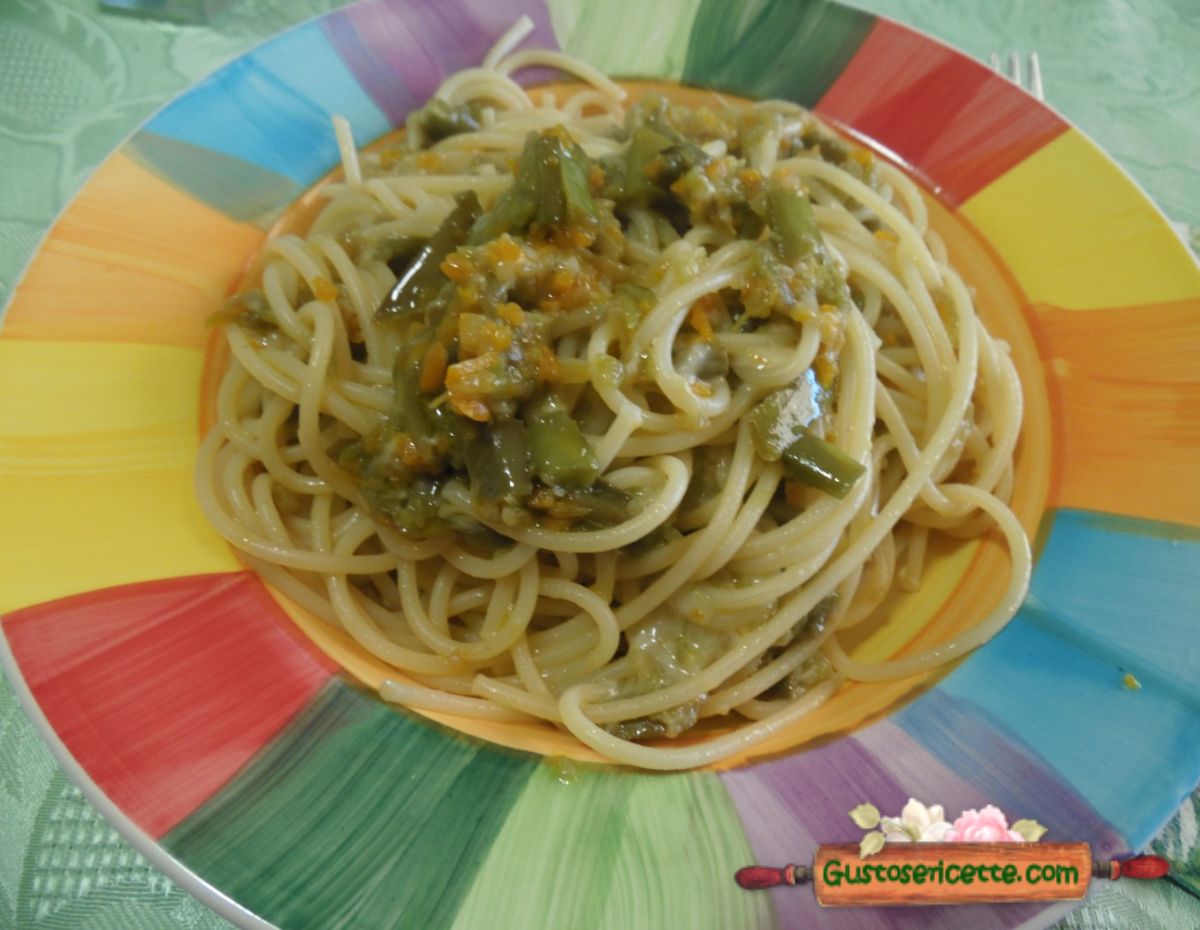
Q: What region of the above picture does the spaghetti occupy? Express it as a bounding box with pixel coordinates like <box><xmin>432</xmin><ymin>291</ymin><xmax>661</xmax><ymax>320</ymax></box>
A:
<box><xmin>197</xmin><ymin>20</ymin><xmax>1030</xmax><ymax>770</ymax></box>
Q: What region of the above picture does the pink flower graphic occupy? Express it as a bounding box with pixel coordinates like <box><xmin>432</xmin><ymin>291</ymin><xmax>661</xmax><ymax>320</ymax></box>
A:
<box><xmin>944</xmin><ymin>805</ymin><xmax>1025</xmax><ymax>843</ymax></box>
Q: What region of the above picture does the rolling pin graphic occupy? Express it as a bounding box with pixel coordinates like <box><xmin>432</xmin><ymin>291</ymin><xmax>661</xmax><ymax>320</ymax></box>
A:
<box><xmin>736</xmin><ymin>844</ymin><xmax>1169</xmax><ymax>906</ymax></box>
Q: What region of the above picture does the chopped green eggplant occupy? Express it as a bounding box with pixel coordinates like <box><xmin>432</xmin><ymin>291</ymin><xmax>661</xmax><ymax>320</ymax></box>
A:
<box><xmin>377</xmin><ymin>190</ymin><xmax>481</xmax><ymax>321</ymax></box>
<box><xmin>374</xmin><ymin>235</ymin><xmax>424</xmax><ymax>273</ymax></box>
<box><xmin>392</xmin><ymin>366</ymin><xmax>433</xmax><ymax>437</ymax></box>
<box><xmin>748</xmin><ymin>370</ymin><xmax>825</xmax><ymax>460</ymax></box>
<box><xmin>353</xmin><ymin>447</ymin><xmax>446</xmax><ymax>534</ymax></box>
<box><xmin>646</xmin><ymin>143</ymin><xmax>707</xmax><ymax>190</ymax></box>
<box><xmin>602</xmin><ymin>612</ymin><xmax>729</xmax><ymax>740</ymax></box>
<box><xmin>384</xmin><ymin>477</ymin><xmax>442</xmax><ymax>534</ymax></box>
<box><xmin>469</xmin><ymin>133</ymin><xmax>542</xmax><ymax>245</ymax></box>
<box><xmin>682</xmin><ymin>444</ymin><xmax>732</xmax><ymax>509</ymax></box>
<box><xmin>764</xmin><ymin>653</ymin><xmax>833</xmax><ymax>700</ymax></box>
<box><xmin>528</xmin><ymin>409</ymin><xmax>600</xmax><ymax>488</ymax></box>
<box><xmin>466</xmin><ymin>419</ymin><xmax>532</xmax><ymax>503</ymax></box>
<box><xmin>767</xmin><ymin>185</ymin><xmax>823</xmax><ymax>263</ymax></box>
<box><xmin>781</xmin><ymin>430</ymin><xmax>864</xmax><ymax>499</ymax></box>
<box><xmin>622</xmin><ymin>524</ymin><xmax>683</xmax><ymax>556</ymax></box>
<box><xmin>622</xmin><ymin>126</ymin><xmax>673</xmax><ymax>200</ymax></box>
<box><xmin>427</xmin><ymin>403</ymin><xmax>479</xmax><ymax>470</ymax></box>
<box><xmin>608</xmin><ymin>283</ymin><xmax>655</xmax><ymax>334</ymax></box>
<box><xmin>567</xmin><ymin>481</ymin><xmax>632</xmax><ymax>528</ymax></box>
<box><xmin>550</xmin><ymin>133</ymin><xmax>599</xmax><ymax>226</ymax></box>
<box><xmin>407</xmin><ymin>99</ymin><xmax>481</xmax><ymax>145</ymax></box>
<box><xmin>451</xmin><ymin>517</ymin><xmax>514</xmax><ymax>551</ymax></box>
<box><xmin>801</xmin><ymin>127</ymin><xmax>849</xmax><ymax>163</ymax></box>
<box><xmin>741</xmin><ymin>244</ymin><xmax>797</xmax><ymax>318</ymax></box>
<box><xmin>209</xmin><ymin>289</ymin><xmax>275</xmax><ymax>337</ymax></box>
<box><xmin>470</xmin><ymin>129</ymin><xmax>598</xmax><ymax>245</ymax></box>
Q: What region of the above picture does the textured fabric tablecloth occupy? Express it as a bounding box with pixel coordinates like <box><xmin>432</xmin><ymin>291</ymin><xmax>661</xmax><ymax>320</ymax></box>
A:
<box><xmin>1</xmin><ymin>1</ymin><xmax>1197</xmax><ymax>928</ymax></box>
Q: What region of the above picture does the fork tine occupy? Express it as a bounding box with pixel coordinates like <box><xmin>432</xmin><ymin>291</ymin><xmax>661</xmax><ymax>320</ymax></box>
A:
<box><xmin>1008</xmin><ymin>51</ymin><xmax>1022</xmax><ymax>87</ymax></box>
<box><xmin>1028</xmin><ymin>52</ymin><xmax>1044</xmax><ymax>101</ymax></box>
<box><xmin>988</xmin><ymin>51</ymin><xmax>1000</xmax><ymax>72</ymax></box>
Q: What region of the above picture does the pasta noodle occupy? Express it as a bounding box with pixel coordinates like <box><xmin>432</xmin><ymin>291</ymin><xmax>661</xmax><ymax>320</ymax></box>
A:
<box><xmin>197</xmin><ymin>21</ymin><xmax>1030</xmax><ymax>770</ymax></box>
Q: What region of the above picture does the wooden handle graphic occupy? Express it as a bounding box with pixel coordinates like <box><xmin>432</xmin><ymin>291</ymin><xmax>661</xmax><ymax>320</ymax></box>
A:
<box><xmin>1096</xmin><ymin>855</ymin><xmax>1170</xmax><ymax>880</ymax></box>
<box><xmin>735</xmin><ymin>864</ymin><xmax>811</xmax><ymax>889</ymax></box>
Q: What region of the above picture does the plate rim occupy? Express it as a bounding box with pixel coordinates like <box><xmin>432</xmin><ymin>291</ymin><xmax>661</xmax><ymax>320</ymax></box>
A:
<box><xmin>1</xmin><ymin>1</ymin><xmax>1197</xmax><ymax>928</ymax></box>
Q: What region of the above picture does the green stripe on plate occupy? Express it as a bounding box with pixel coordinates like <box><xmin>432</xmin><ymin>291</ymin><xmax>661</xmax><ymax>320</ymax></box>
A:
<box><xmin>449</xmin><ymin>761</ymin><xmax>775</xmax><ymax>930</ymax></box>
<box><xmin>163</xmin><ymin>680</ymin><xmax>537</xmax><ymax>930</ymax></box>
<box><xmin>547</xmin><ymin>0</ymin><xmax>705</xmax><ymax>79</ymax></box>
<box><xmin>681</xmin><ymin>0</ymin><xmax>875</xmax><ymax>105</ymax></box>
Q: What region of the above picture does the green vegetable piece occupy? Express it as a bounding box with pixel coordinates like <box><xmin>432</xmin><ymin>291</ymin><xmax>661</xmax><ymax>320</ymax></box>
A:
<box><xmin>624</xmin><ymin>94</ymin><xmax>690</xmax><ymax>149</ymax></box>
<box><xmin>646</xmin><ymin>143</ymin><xmax>706</xmax><ymax>190</ymax></box>
<box><xmin>682</xmin><ymin>445</ymin><xmax>732</xmax><ymax>509</ymax></box>
<box><xmin>748</xmin><ymin>370</ymin><xmax>825</xmax><ymax>461</ymax></box>
<box><xmin>336</xmin><ymin>438</ymin><xmax>370</xmax><ymax>476</ymax></box>
<box><xmin>208</xmin><ymin>289</ymin><xmax>276</xmax><ymax>337</ymax></box>
<box><xmin>621</xmin><ymin>524</ymin><xmax>682</xmax><ymax>557</ymax></box>
<box><xmin>452</xmin><ymin>518</ymin><xmax>514</xmax><ymax>551</ymax></box>
<box><xmin>377</xmin><ymin>190</ymin><xmax>481</xmax><ymax>321</ymax></box>
<box><xmin>767</xmin><ymin>185</ymin><xmax>823</xmax><ymax>264</ymax></box>
<box><xmin>467</xmin><ymin>419</ymin><xmax>532</xmax><ymax>503</ymax></box>
<box><xmin>538</xmin><ymin>140</ymin><xmax>569</xmax><ymax>229</ymax></box>
<box><xmin>781</xmin><ymin>429</ymin><xmax>864</xmax><ymax>499</ymax></box>
<box><xmin>618</xmin><ymin>283</ymin><xmax>656</xmax><ymax>305</ymax></box>
<box><xmin>733</xmin><ymin>201</ymin><xmax>766</xmax><ymax>241</ymax></box>
<box><xmin>803</xmin><ymin>128</ymin><xmax>849</xmax><ymax>164</ymax></box>
<box><xmin>528</xmin><ymin>410</ymin><xmax>600</xmax><ymax>488</ymax></box>
<box><xmin>374</xmin><ymin>477</ymin><xmax>447</xmax><ymax>536</ymax></box>
<box><xmin>470</xmin><ymin>129</ymin><xmax>598</xmax><ymax>245</ymax></box>
<box><xmin>521</xmin><ymin>388</ymin><xmax>567</xmax><ymax>423</ymax></box>
<box><xmin>622</xmin><ymin>126</ymin><xmax>673</xmax><ymax>200</ymax></box>
<box><xmin>470</xmin><ymin>133</ymin><xmax>542</xmax><ymax>245</ymax></box>
<box><xmin>611</xmin><ymin>283</ymin><xmax>656</xmax><ymax>332</ymax></box>
<box><xmin>375</xmin><ymin>235</ymin><xmax>423</xmax><ymax>271</ymax></box>
<box><xmin>553</xmin><ymin>134</ymin><xmax>600</xmax><ymax>225</ymax></box>
<box><xmin>566</xmin><ymin>481</ymin><xmax>631</xmax><ymax>528</ymax></box>
<box><xmin>532</xmin><ymin>130</ymin><xmax>599</xmax><ymax>229</ymax></box>
<box><xmin>392</xmin><ymin>361</ymin><xmax>437</xmax><ymax>436</ymax></box>
<box><xmin>408</xmin><ymin>99</ymin><xmax>481</xmax><ymax>145</ymax></box>
<box><xmin>427</xmin><ymin>403</ymin><xmax>478</xmax><ymax>470</ymax></box>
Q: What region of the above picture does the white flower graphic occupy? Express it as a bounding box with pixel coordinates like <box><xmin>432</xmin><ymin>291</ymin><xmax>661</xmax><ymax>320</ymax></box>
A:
<box><xmin>880</xmin><ymin>798</ymin><xmax>953</xmax><ymax>843</ymax></box>
<box><xmin>850</xmin><ymin>798</ymin><xmax>1046</xmax><ymax>857</ymax></box>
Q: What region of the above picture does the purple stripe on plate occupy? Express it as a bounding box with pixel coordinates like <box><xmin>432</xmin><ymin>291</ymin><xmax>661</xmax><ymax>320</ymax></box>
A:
<box><xmin>853</xmin><ymin>719</ymin><xmax>1002</xmax><ymax>821</ymax></box>
<box><xmin>720</xmin><ymin>715</ymin><xmax>1099</xmax><ymax>929</ymax></box>
<box><xmin>322</xmin><ymin>0</ymin><xmax>558</xmax><ymax>128</ymax></box>
<box><xmin>896</xmin><ymin>688</ymin><xmax>1127</xmax><ymax>858</ymax></box>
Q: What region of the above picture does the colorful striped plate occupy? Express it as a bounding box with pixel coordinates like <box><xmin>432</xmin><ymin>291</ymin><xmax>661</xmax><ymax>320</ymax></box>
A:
<box><xmin>2</xmin><ymin>1</ymin><xmax>1198</xmax><ymax>928</ymax></box>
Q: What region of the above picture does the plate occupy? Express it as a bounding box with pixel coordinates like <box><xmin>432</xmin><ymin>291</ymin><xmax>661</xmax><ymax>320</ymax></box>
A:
<box><xmin>2</xmin><ymin>1</ymin><xmax>1198</xmax><ymax>927</ymax></box>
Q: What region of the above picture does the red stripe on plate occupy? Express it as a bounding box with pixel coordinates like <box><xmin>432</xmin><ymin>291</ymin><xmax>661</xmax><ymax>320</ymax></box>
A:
<box><xmin>4</xmin><ymin>572</ymin><xmax>337</xmax><ymax>838</ymax></box>
<box><xmin>815</xmin><ymin>19</ymin><xmax>1067</xmax><ymax>206</ymax></box>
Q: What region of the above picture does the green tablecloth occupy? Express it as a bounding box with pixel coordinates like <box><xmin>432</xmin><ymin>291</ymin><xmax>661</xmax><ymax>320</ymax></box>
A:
<box><xmin>1</xmin><ymin>2</ymin><xmax>1197</xmax><ymax>928</ymax></box>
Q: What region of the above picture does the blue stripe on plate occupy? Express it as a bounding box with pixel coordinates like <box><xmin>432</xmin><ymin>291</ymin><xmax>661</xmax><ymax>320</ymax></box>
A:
<box><xmin>144</xmin><ymin>22</ymin><xmax>387</xmax><ymax>186</ymax></box>
<box><xmin>909</xmin><ymin>509</ymin><xmax>1200</xmax><ymax>844</ymax></box>
<box><xmin>249</xmin><ymin>20</ymin><xmax>392</xmax><ymax>142</ymax></box>
<box><xmin>1024</xmin><ymin>510</ymin><xmax>1200</xmax><ymax>702</ymax></box>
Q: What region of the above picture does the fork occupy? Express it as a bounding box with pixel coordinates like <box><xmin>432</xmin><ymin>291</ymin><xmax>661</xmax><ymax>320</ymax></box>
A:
<box><xmin>990</xmin><ymin>50</ymin><xmax>1197</xmax><ymax>254</ymax></box>
<box><xmin>988</xmin><ymin>51</ymin><xmax>1044</xmax><ymax>102</ymax></box>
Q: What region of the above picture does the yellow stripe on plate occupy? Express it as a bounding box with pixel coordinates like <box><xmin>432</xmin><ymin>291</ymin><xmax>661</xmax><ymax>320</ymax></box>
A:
<box><xmin>0</xmin><ymin>341</ymin><xmax>239</xmax><ymax>613</ymax></box>
<box><xmin>961</xmin><ymin>129</ymin><xmax>1200</xmax><ymax>310</ymax></box>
